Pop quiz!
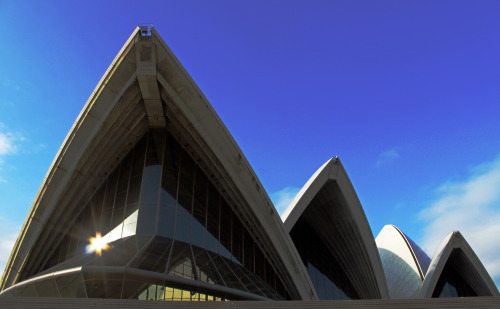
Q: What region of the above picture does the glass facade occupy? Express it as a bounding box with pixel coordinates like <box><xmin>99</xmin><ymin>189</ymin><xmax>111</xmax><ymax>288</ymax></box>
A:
<box><xmin>290</xmin><ymin>217</ymin><xmax>358</xmax><ymax>300</ymax></box>
<box><xmin>432</xmin><ymin>249</ymin><xmax>478</xmax><ymax>298</ymax></box>
<box><xmin>31</xmin><ymin>129</ymin><xmax>288</xmax><ymax>300</ymax></box>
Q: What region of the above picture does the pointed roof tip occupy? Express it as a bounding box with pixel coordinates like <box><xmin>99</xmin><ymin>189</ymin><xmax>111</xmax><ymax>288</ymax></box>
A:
<box><xmin>328</xmin><ymin>156</ymin><xmax>340</xmax><ymax>164</ymax></box>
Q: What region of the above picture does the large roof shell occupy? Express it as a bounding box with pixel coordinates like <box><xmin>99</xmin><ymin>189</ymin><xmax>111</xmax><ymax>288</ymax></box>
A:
<box><xmin>1</xmin><ymin>27</ymin><xmax>315</xmax><ymax>300</ymax></box>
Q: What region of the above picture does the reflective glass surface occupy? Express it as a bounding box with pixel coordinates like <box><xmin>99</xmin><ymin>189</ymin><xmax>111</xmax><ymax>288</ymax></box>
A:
<box><xmin>35</xmin><ymin>130</ymin><xmax>288</xmax><ymax>300</ymax></box>
<box><xmin>432</xmin><ymin>249</ymin><xmax>478</xmax><ymax>298</ymax></box>
<box><xmin>290</xmin><ymin>217</ymin><xmax>358</xmax><ymax>300</ymax></box>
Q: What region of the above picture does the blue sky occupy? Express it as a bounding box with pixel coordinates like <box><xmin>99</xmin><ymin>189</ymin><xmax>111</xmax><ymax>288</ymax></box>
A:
<box><xmin>1</xmin><ymin>1</ymin><xmax>499</xmax><ymax>288</ymax></box>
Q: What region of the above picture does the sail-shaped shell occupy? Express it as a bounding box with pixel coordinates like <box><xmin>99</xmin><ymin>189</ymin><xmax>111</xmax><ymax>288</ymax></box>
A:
<box><xmin>376</xmin><ymin>225</ymin><xmax>431</xmax><ymax>298</ymax></box>
<box><xmin>0</xmin><ymin>27</ymin><xmax>315</xmax><ymax>301</ymax></box>
<box><xmin>282</xmin><ymin>158</ymin><xmax>389</xmax><ymax>299</ymax></box>
<box><xmin>419</xmin><ymin>231</ymin><xmax>499</xmax><ymax>298</ymax></box>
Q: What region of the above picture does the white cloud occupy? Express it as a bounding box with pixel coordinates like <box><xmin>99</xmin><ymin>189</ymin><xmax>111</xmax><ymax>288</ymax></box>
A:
<box><xmin>376</xmin><ymin>148</ymin><xmax>399</xmax><ymax>166</ymax></box>
<box><xmin>0</xmin><ymin>131</ymin><xmax>16</xmax><ymax>156</ymax></box>
<box><xmin>418</xmin><ymin>157</ymin><xmax>500</xmax><ymax>287</ymax></box>
<box><xmin>0</xmin><ymin>218</ymin><xmax>21</xmax><ymax>276</ymax></box>
<box><xmin>270</xmin><ymin>186</ymin><xmax>301</xmax><ymax>216</ymax></box>
<box><xmin>0</xmin><ymin>123</ymin><xmax>22</xmax><ymax>182</ymax></box>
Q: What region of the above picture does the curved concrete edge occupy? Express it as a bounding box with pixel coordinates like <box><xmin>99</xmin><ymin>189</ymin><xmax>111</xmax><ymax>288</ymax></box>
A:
<box><xmin>419</xmin><ymin>231</ymin><xmax>499</xmax><ymax>298</ymax></box>
<box><xmin>0</xmin><ymin>266</ymin><xmax>269</xmax><ymax>301</ymax></box>
<box><xmin>282</xmin><ymin>158</ymin><xmax>389</xmax><ymax>299</ymax></box>
<box><xmin>382</xmin><ymin>225</ymin><xmax>429</xmax><ymax>280</ymax></box>
<box><xmin>0</xmin><ymin>27</ymin><xmax>141</xmax><ymax>291</ymax></box>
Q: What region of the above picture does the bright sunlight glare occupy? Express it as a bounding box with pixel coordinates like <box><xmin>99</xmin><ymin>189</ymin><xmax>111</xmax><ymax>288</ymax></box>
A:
<box><xmin>85</xmin><ymin>233</ymin><xmax>110</xmax><ymax>255</ymax></box>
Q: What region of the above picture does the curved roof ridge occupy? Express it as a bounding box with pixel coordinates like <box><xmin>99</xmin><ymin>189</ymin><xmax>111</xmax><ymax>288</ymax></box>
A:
<box><xmin>375</xmin><ymin>225</ymin><xmax>425</xmax><ymax>298</ymax></box>
<box><xmin>419</xmin><ymin>231</ymin><xmax>499</xmax><ymax>298</ymax></box>
<box><xmin>390</xmin><ymin>225</ymin><xmax>429</xmax><ymax>280</ymax></box>
<box><xmin>281</xmin><ymin>157</ymin><xmax>337</xmax><ymax>225</ymax></box>
<box><xmin>283</xmin><ymin>157</ymin><xmax>389</xmax><ymax>299</ymax></box>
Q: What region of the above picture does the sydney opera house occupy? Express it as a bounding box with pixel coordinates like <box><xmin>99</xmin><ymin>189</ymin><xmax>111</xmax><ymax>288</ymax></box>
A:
<box><xmin>1</xmin><ymin>27</ymin><xmax>498</xmax><ymax>306</ymax></box>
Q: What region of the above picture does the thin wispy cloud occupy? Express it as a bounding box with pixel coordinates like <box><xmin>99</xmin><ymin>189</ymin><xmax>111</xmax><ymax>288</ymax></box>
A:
<box><xmin>418</xmin><ymin>157</ymin><xmax>500</xmax><ymax>287</ymax></box>
<box><xmin>0</xmin><ymin>123</ymin><xmax>23</xmax><ymax>182</ymax></box>
<box><xmin>270</xmin><ymin>186</ymin><xmax>301</xmax><ymax>216</ymax></box>
<box><xmin>376</xmin><ymin>148</ymin><xmax>399</xmax><ymax>166</ymax></box>
<box><xmin>0</xmin><ymin>131</ymin><xmax>17</xmax><ymax>156</ymax></box>
<box><xmin>0</xmin><ymin>218</ymin><xmax>20</xmax><ymax>276</ymax></box>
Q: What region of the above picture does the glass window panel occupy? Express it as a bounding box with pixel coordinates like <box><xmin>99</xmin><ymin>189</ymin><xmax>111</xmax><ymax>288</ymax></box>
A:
<box><xmin>138</xmin><ymin>289</ymin><xmax>147</xmax><ymax>300</ymax></box>
<box><xmin>58</xmin><ymin>235</ymin><xmax>71</xmax><ymax>263</ymax></box>
<box><xmin>92</xmin><ymin>186</ymin><xmax>105</xmax><ymax>234</ymax></box>
<box><xmin>145</xmin><ymin>130</ymin><xmax>165</xmax><ymax>166</ymax></box>
<box><xmin>167</xmin><ymin>241</ymin><xmax>195</xmax><ymax>280</ymax></box>
<box><xmin>191</xmin><ymin>167</ymin><xmax>207</xmax><ymax>249</ymax></box>
<box><xmin>137</xmin><ymin>164</ymin><xmax>162</xmax><ymax>236</ymax></box>
<box><xmin>176</xmin><ymin>149</ymin><xmax>195</xmax><ymax>243</ymax></box>
<box><xmin>265</xmin><ymin>260</ymin><xmax>276</xmax><ymax>290</ymax></box>
<box><xmin>131</xmin><ymin>135</ymin><xmax>148</xmax><ymax>179</ymax></box>
<box><xmin>206</xmin><ymin>183</ymin><xmax>219</xmax><ymax>254</ymax></box>
<box><xmin>255</xmin><ymin>245</ymin><xmax>265</xmax><ymax>281</ymax></box>
<box><xmin>126</xmin><ymin>136</ymin><xmax>147</xmax><ymax>214</ymax></box>
<box><xmin>17</xmin><ymin>284</ymin><xmax>38</xmax><ymax>297</ymax></box>
<box><xmin>126</xmin><ymin>175</ymin><xmax>142</xmax><ymax>215</ymax></box>
<box><xmin>158</xmin><ymin>197</ymin><xmax>175</xmax><ymax>238</ymax></box>
<box><xmin>290</xmin><ymin>215</ymin><xmax>358</xmax><ymax>300</ymax></box>
<box><xmin>88</xmin><ymin>236</ymin><xmax>137</xmax><ymax>267</ymax></box>
<box><xmin>122</xmin><ymin>209</ymin><xmax>138</xmax><ymax>238</ymax></box>
<box><xmin>174</xmin><ymin>206</ymin><xmax>191</xmax><ymax>243</ymax></box>
<box><xmin>208</xmin><ymin>252</ymin><xmax>246</xmax><ymax>291</ymax></box>
<box><xmin>243</xmin><ymin>229</ymin><xmax>255</xmax><ymax>272</ymax></box>
<box><xmin>112</xmin><ymin>152</ymin><xmax>133</xmax><ymax>228</ymax></box>
<box><xmin>219</xmin><ymin>200</ymin><xmax>231</xmax><ymax>259</ymax></box>
<box><xmin>231</xmin><ymin>263</ymin><xmax>259</xmax><ymax>295</ymax></box>
<box><xmin>66</xmin><ymin>232</ymin><xmax>79</xmax><ymax>259</ymax></box>
<box><xmin>231</xmin><ymin>214</ymin><xmax>243</xmax><ymax>264</ymax></box>
<box><xmin>276</xmin><ymin>278</ymin><xmax>285</xmax><ymax>299</ymax></box>
<box><xmin>136</xmin><ymin>204</ymin><xmax>157</xmax><ymax>235</ymax></box>
<box><xmin>122</xmin><ymin>276</ymin><xmax>151</xmax><ymax>299</ymax></box>
<box><xmin>34</xmin><ymin>278</ymin><xmax>60</xmax><ymax>297</ymax></box>
<box><xmin>192</xmin><ymin>246</ymin><xmax>225</xmax><ymax>286</ymax></box>
<box><xmin>139</xmin><ymin>165</ymin><xmax>162</xmax><ymax>205</ymax></box>
<box><xmin>147</xmin><ymin>284</ymin><xmax>157</xmax><ymax>300</ymax></box>
<box><xmin>157</xmin><ymin>285</ymin><xmax>166</xmax><ymax>300</ymax></box>
<box><xmin>79</xmin><ymin>204</ymin><xmax>93</xmax><ymax>243</ymax></box>
<box><xmin>131</xmin><ymin>237</ymin><xmax>172</xmax><ymax>273</ymax></box>
<box><xmin>158</xmin><ymin>133</ymin><xmax>179</xmax><ymax>239</ymax></box>
<box><xmin>55</xmin><ymin>273</ymin><xmax>87</xmax><ymax>298</ymax></box>
<box><xmin>84</xmin><ymin>272</ymin><xmax>124</xmax><ymax>299</ymax></box>
<box><xmin>102</xmin><ymin>169</ymin><xmax>119</xmax><ymax>233</ymax></box>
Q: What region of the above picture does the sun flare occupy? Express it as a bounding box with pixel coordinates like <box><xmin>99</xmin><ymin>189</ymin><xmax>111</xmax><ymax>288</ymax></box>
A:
<box><xmin>86</xmin><ymin>233</ymin><xmax>110</xmax><ymax>255</ymax></box>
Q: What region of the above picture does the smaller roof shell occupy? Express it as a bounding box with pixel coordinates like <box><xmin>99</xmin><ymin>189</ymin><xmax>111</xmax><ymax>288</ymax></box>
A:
<box><xmin>282</xmin><ymin>158</ymin><xmax>389</xmax><ymax>299</ymax></box>
<box><xmin>419</xmin><ymin>231</ymin><xmax>499</xmax><ymax>298</ymax></box>
<box><xmin>376</xmin><ymin>225</ymin><xmax>430</xmax><ymax>298</ymax></box>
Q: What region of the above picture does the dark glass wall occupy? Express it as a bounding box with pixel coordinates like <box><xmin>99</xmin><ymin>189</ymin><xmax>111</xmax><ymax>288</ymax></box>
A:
<box><xmin>290</xmin><ymin>217</ymin><xmax>359</xmax><ymax>300</ymax></box>
<box><xmin>432</xmin><ymin>250</ymin><xmax>478</xmax><ymax>298</ymax></box>
<box><xmin>38</xmin><ymin>130</ymin><xmax>290</xmax><ymax>300</ymax></box>
<box><xmin>42</xmin><ymin>135</ymin><xmax>147</xmax><ymax>271</ymax></box>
